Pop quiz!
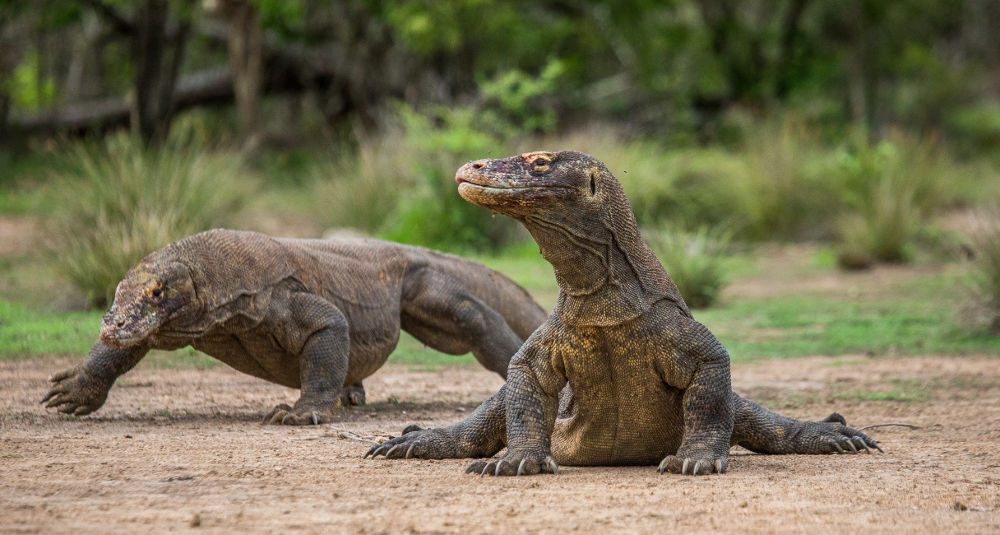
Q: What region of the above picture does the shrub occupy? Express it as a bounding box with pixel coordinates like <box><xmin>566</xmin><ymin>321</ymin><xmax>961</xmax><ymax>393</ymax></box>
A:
<box><xmin>969</xmin><ymin>207</ymin><xmax>1000</xmax><ymax>333</ymax></box>
<box><xmin>377</xmin><ymin>105</ymin><xmax>521</xmax><ymax>252</ymax></box>
<box><xmin>645</xmin><ymin>223</ymin><xmax>733</xmax><ymax>309</ymax></box>
<box><xmin>307</xmin><ymin>131</ymin><xmax>418</xmax><ymax>235</ymax></box>
<box><xmin>832</xmin><ymin>137</ymin><xmax>948</xmax><ymax>268</ymax></box>
<box><xmin>52</xmin><ymin>131</ymin><xmax>253</xmax><ymax>308</ymax></box>
<box><xmin>738</xmin><ymin>117</ymin><xmax>842</xmax><ymax>240</ymax></box>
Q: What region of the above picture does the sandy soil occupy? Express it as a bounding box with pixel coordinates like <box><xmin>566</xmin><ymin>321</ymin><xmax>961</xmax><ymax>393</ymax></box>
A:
<box><xmin>1</xmin><ymin>355</ymin><xmax>998</xmax><ymax>534</ymax></box>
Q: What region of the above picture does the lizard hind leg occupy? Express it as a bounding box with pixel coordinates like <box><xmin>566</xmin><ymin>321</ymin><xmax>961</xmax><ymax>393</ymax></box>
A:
<box><xmin>341</xmin><ymin>382</ymin><xmax>366</xmax><ymax>406</ymax></box>
<box><xmin>400</xmin><ymin>267</ymin><xmax>525</xmax><ymax>379</ymax></box>
<box><xmin>731</xmin><ymin>393</ymin><xmax>882</xmax><ymax>454</ymax></box>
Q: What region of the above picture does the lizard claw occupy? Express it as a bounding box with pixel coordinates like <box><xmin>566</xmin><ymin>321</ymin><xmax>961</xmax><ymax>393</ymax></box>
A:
<box><xmin>364</xmin><ymin>445</ymin><xmax>387</xmax><ymax>458</ymax></box>
<box><xmin>264</xmin><ymin>402</ymin><xmax>331</xmax><ymax>425</ymax></box>
<box><xmin>545</xmin><ymin>456</ymin><xmax>559</xmax><ymax>475</ymax></box>
<box><xmin>799</xmin><ymin>419</ymin><xmax>883</xmax><ymax>455</ymax></box>
<box><xmin>364</xmin><ymin>427</ymin><xmax>454</xmax><ymax>461</ymax></box>
<box><xmin>658</xmin><ymin>453</ymin><xmax>727</xmax><ymax>475</ymax></box>
<box><xmin>40</xmin><ymin>365</ymin><xmax>110</xmax><ymax>417</ymax></box>
<box><xmin>480</xmin><ymin>461</ymin><xmax>495</xmax><ymax>477</ymax></box>
<box><xmin>472</xmin><ymin>451</ymin><xmax>557</xmax><ymax>477</ymax></box>
<box><xmin>494</xmin><ymin>459</ymin><xmax>508</xmax><ymax>477</ymax></box>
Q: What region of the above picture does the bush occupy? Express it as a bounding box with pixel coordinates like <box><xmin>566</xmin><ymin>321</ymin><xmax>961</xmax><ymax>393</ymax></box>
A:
<box><xmin>307</xmin><ymin>131</ymin><xmax>419</xmax><ymax>235</ymax></box>
<box><xmin>645</xmin><ymin>223</ymin><xmax>733</xmax><ymax>309</ymax></box>
<box><xmin>376</xmin><ymin>105</ymin><xmax>521</xmax><ymax>252</ymax></box>
<box><xmin>832</xmin><ymin>137</ymin><xmax>949</xmax><ymax>268</ymax></box>
<box><xmin>52</xmin><ymin>131</ymin><xmax>253</xmax><ymax>308</ymax></box>
<box><xmin>969</xmin><ymin>207</ymin><xmax>1000</xmax><ymax>333</ymax></box>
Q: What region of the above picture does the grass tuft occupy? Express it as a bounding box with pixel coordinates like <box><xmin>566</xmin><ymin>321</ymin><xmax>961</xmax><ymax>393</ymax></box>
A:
<box><xmin>968</xmin><ymin>207</ymin><xmax>1000</xmax><ymax>332</ymax></box>
<box><xmin>50</xmin><ymin>129</ymin><xmax>255</xmax><ymax>308</ymax></box>
<box><xmin>646</xmin><ymin>223</ymin><xmax>733</xmax><ymax>308</ymax></box>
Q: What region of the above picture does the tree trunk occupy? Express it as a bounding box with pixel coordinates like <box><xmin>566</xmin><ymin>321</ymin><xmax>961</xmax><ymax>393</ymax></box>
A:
<box><xmin>774</xmin><ymin>0</ymin><xmax>809</xmax><ymax>99</ymax></box>
<box><xmin>131</xmin><ymin>0</ymin><xmax>189</xmax><ymax>146</ymax></box>
<box><xmin>222</xmin><ymin>0</ymin><xmax>263</xmax><ymax>144</ymax></box>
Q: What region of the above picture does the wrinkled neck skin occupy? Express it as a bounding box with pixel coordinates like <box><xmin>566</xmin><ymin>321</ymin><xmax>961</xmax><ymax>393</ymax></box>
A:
<box><xmin>520</xmin><ymin>214</ymin><xmax>654</xmax><ymax>327</ymax></box>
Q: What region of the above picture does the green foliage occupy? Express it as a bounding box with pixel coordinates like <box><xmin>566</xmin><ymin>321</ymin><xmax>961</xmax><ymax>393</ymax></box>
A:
<box><xmin>51</xmin><ymin>128</ymin><xmax>255</xmax><ymax>308</ymax></box>
<box><xmin>7</xmin><ymin>51</ymin><xmax>55</xmax><ymax>112</ymax></box>
<box><xmin>646</xmin><ymin>223</ymin><xmax>733</xmax><ymax>309</ymax></box>
<box><xmin>478</xmin><ymin>59</ymin><xmax>566</xmax><ymax>134</ymax></box>
<box><xmin>947</xmin><ymin>103</ymin><xmax>1000</xmax><ymax>156</ymax></box>
<box><xmin>377</xmin><ymin>105</ymin><xmax>520</xmax><ymax>252</ymax></box>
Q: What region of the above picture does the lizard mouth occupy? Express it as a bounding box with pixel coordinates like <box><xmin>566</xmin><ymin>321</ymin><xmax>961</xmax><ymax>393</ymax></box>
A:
<box><xmin>100</xmin><ymin>308</ymin><xmax>163</xmax><ymax>348</ymax></box>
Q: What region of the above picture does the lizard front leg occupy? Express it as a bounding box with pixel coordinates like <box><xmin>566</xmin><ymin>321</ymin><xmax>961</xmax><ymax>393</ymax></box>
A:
<box><xmin>42</xmin><ymin>341</ymin><xmax>150</xmax><ymax>416</ymax></box>
<box><xmin>365</xmin><ymin>384</ymin><xmax>508</xmax><ymax>460</ymax></box>
<box><xmin>657</xmin><ymin>317</ymin><xmax>734</xmax><ymax>475</ymax></box>
<box><xmin>264</xmin><ymin>293</ymin><xmax>350</xmax><ymax>426</ymax></box>
<box><xmin>475</xmin><ymin>329</ymin><xmax>566</xmax><ymax>477</ymax></box>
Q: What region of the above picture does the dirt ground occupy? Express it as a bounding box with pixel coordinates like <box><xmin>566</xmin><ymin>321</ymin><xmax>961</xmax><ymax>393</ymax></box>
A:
<box><xmin>1</xmin><ymin>355</ymin><xmax>998</xmax><ymax>534</ymax></box>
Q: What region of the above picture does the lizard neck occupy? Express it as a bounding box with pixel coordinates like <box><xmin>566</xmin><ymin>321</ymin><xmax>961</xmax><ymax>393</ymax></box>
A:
<box><xmin>522</xmin><ymin>214</ymin><xmax>659</xmax><ymax>326</ymax></box>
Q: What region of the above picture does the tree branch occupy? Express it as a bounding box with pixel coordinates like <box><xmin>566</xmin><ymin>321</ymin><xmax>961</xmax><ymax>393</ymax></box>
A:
<box><xmin>80</xmin><ymin>0</ymin><xmax>134</xmax><ymax>35</ymax></box>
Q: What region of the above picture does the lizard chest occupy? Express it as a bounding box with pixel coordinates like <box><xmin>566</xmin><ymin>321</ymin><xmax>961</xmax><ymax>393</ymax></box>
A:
<box><xmin>553</xmin><ymin>324</ymin><xmax>685</xmax><ymax>465</ymax></box>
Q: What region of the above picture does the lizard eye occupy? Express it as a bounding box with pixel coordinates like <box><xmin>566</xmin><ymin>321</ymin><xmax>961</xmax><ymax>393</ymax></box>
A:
<box><xmin>151</xmin><ymin>287</ymin><xmax>163</xmax><ymax>299</ymax></box>
<box><xmin>533</xmin><ymin>160</ymin><xmax>550</xmax><ymax>172</ymax></box>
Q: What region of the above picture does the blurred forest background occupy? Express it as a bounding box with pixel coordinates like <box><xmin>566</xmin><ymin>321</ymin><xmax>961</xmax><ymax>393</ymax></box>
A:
<box><xmin>0</xmin><ymin>0</ymin><xmax>998</xmax><ymax>366</ymax></box>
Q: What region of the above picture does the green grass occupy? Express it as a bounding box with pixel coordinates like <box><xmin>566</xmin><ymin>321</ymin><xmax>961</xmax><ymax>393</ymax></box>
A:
<box><xmin>699</xmin><ymin>275</ymin><xmax>1000</xmax><ymax>362</ymax></box>
<box><xmin>833</xmin><ymin>379</ymin><xmax>935</xmax><ymax>403</ymax></box>
<box><xmin>2</xmin><ymin>249</ymin><xmax>997</xmax><ymax>369</ymax></box>
<box><xmin>0</xmin><ymin>301</ymin><xmax>102</xmax><ymax>358</ymax></box>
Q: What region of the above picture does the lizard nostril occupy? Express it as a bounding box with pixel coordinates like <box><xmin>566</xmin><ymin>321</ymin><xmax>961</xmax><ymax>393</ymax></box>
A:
<box><xmin>472</xmin><ymin>161</ymin><xmax>484</xmax><ymax>169</ymax></box>
<box><xmin>116</xmin><ymin>319</ymin><xmax>125</xmax><ymax>328</ymax></box>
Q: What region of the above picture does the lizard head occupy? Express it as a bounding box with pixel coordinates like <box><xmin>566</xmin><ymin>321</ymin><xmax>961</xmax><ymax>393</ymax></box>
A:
<box><xmin>100</xmin><ymin>260</ymin><xmax>198</xmax><ymax>347</ymax></box>
<box><xmin>455</xmin><ymin>151</ymin><xmax>610</xmax><ymax>219</ymax></box>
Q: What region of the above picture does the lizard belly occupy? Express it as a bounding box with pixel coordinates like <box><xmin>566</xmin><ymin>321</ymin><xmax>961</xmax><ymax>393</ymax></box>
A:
<box><xmin>551</xmin><ymin>323</ymin><xmax>686</xmax><ymax>466</ymax></box>
<box><xmin>341</xmin><ymin>307</ymin><xmax>402</xmax><ymax>385</ymax></box>
<box><xmin>552</xmin><ymin>376</ymin><xmax>684</xmax><ymax>466</ymax></box>
<box><xmin>194</xmin><ymin>333</ymin><xmax>302</xmax><ymax>388</ymax></box>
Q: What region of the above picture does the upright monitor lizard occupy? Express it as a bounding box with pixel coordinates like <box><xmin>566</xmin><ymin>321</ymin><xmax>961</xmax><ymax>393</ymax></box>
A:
<box><xmin>42</xmin><ymin>229</ymin><xmax>546</xmax><ymax>425</ymax></box>
<box><xmin>366</xmin><ymin>151</ymin><xmax>881</xmax><ymax>475</ymax></box>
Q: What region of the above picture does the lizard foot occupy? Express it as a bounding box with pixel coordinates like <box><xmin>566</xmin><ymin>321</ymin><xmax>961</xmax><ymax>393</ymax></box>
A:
<box><xmin>340</xmin><ymin>384</ymin><xmax>366</xmax><ymax>406</ymax></box>
<box><xmin>41</xmin><ymin>365</ymin><xmax>110</xmax><ymax>416</ymax></box>
<box><xmin>798</xmin><ymin>419</ymin><xmax>883</xmax><ymax>454</ymax></box>
<box><xmin>364</xmin><ymin>426</ymin><xmax>455</xmax><ymax>460</ymax></box>
<box><xmin>658</xmin><ymin>451</ymin><xmax>728</xmax><ymax>476</ymax></box>
<box><xmin>467</xmin><ymin>450</ymin><xmax>559</xmax><ymax>477</ymax></box>
<box><xmin>263</xmin><ymin>401</ymin><xmax>335</xmax><ymax>425</ymax></box>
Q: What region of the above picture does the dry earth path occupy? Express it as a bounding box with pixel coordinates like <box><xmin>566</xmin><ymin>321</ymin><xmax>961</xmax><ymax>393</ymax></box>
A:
<box><xmin>2</xmin><ymin>355</ymin><xmax>999</xmax><ymax>534</ymax></box>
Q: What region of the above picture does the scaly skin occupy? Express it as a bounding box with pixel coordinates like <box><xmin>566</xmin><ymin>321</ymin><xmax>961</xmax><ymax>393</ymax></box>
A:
<box><xmin>366</xmin><ymin>151</ymin><xmax>881</xmax><ymax>475</ymax></box>
<box><xmin>42</xmin><ymin>230</ymin><xmax>546</xmax><ymax>425</ymax></box>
